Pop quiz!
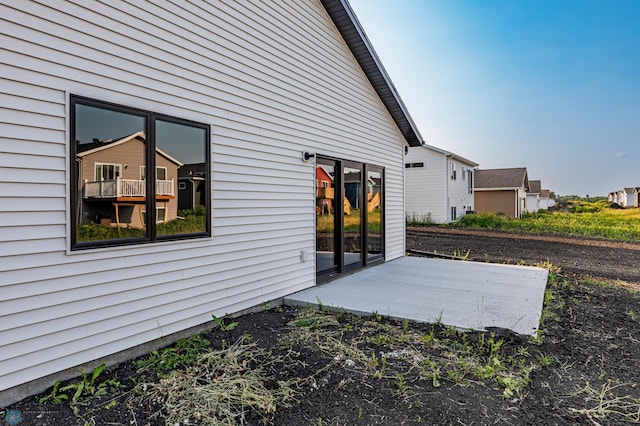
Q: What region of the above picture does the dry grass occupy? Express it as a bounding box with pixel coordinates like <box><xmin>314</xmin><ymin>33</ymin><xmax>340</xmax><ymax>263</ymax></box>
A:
<box><xmin>567</xmin><ymin>380</ymin><xmax>640</xmax><ymax>425</ymax></box>
<box><xmin>139</xmin><ymin>336</ymin><xmax>299</xmax><ymax>426</ymax></box>
<box><xmin>286</xmin><ymin>307</ymin><xmax>538</xmax><ymax>400</ymax></box>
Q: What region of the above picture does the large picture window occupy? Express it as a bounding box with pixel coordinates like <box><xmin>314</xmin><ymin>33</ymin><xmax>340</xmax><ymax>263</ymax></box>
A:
<box><xmin>70</xmin><ymin>95</ymin><xmax>210</xmax><ymax>250</ymax></box>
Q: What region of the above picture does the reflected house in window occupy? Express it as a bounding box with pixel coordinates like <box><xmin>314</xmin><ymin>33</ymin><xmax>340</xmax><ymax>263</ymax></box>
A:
<box><xmin>344</xmin><ymin>170</ymin><xmax>362</xmax><ymax>212</ymax></box>
<box><xmin>367</xmin><ymin>175</ymin><xmax>382</xmax><ymax>213</ymax></box>
<box><xmin>316</xmin><ymin>165</ymin><xmax>334</xmax><ymax>214</ymax></box>
<box><xmin>344</xmin><ymin>170</ymin><xmax>381</xmax><ymax>213</ymax></box>
<box><xmin>178</xmin><ymin>163</ymin><xmax>207</xmax><ymax>211</ymax></box>
<box><xmin>77</xmin><ymin>131</ymin><xmax>182</xmax><ymax>228</ymax></box>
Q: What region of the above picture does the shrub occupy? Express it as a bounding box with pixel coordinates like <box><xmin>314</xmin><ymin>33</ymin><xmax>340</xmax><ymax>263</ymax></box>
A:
<box><xmin>406</xmin><ymin>212</ymin><xmax>437</xmax><ymax>226</ymax></box>
<box><xmin>454</xmin><ymin>212</ymin><xmax>510</xmax><ymax>230</ymax></box>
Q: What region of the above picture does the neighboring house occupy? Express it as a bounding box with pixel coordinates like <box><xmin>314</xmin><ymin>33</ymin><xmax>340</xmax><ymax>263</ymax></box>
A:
<box><xmin>525</xmin><ymin>180</ymin><xmax>542</xmax><ymax>213</ymax></box>
<box><xmin>315</xmin><ymin>165</ymin><xmax>334</xmax><ymax>214</ymax></box>
<box><xmin>405</xmin><ymin>144</ymin><xmax>478</xmax><ymax>223</ymax></box>
<box><xmin>77</xmin><ymin>131</ymin><xmax>182</xmax><ymax>229</ymax></box>
<box><xmin>608</xmin><ymin>192</ymin><xmax>617</xmax><ymax>204</ymax></box>
<box><xmin>626</xmin><ymin>188</ymin><xmax>639</xmax><ymax>208</ymax></box>
<box><xmin>177</xmin><ymin>163</ymin><xmax>207</xmax><ymax>211</ymax></box>
<box><xmin>548</xmin><ymin>192</ymin><xmax>556</xmax><ymax>208</ymax></box>
<box><xmin>624</xmin><ymin>188</ymin><xmax>636</xmax><ymax>207</ymax></box>
<box><xmin>474</xmin><ymin>168</ymin><xmax>530</xmax><ymax>217</ymax></box>
<box><xmin>617</xmin><ymin>188</ymin><xmax>637</xmax><ymax>207</ymax></box>
<box><xmin>344</xmin><ymin>169</ymin><xmax>363</xmax><ymax>211</ymax></box>
<box><xmin>0</xmin><ymin>0</ymin><xmax>424</xmax><ymax>405</ymax></box>
<box><xmin>539</xmin><ymin>189</ymin><xmax>551</xmax><ymax>210</ymax></box>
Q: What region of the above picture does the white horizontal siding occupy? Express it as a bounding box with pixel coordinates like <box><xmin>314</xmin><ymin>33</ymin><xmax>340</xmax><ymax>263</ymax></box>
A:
<box><xmin>448</xmin><ymin>160</ymin><xmax>475</xmax><ymax>218</ymax></box>
<box><xmin>405</xmin><ymin>147</ymin><xmax>448</xmax><ymax>223</ymax></box>
<box><xmin>0</xmin><ymin>0</ymin><xmax>408</xmax><ymax>394</ymax></box>
<box><xmin>0</xmin><ymin>138</ymin><xmax>65</xmax><ymax>157</ymax></box>
<box><xmin>384</xmin><ymin>159</ymin><xmax>406</xmax><ymax>259</ymax></box>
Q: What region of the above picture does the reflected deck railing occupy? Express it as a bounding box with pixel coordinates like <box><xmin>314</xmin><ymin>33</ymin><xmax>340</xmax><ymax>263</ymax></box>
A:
<box><xmin>84</xmin><ymin>178</ymin><xmax>174</xmax><ymax>198</ymax></box>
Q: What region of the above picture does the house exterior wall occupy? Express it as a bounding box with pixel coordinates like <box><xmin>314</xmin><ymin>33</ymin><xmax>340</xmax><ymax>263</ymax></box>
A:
<box><xmin>404</xmin><ymin>147</ymin><xmax>447</xmax><ymax>223</ymax></box>
<box><xmin>447</xmin><ymin>159</ymin><xmax>474</xmax><ymax>221</ymax></box>
<box><xmin>617</xmin><ymin>191</ymin><xmax>626</xmax><ymax>206</ymax></box>
<box><xmin>404</xmin><ymin>147</ymin><xmax>475</xmax><ymax>223</ymax></box>
<box><xmin>475</xmin><ymin>190</ymin><xmax>517</xmax><ymax>217</ymax></box>
<box><xmin>539</xmin><ymin>195</ymin><xmax>549</xmax><ymax>210</ymax></box>
<box><xmin>625</xmin><ymin>191</ymin><xmax>636</xmax><ymax>208</ymax></box>
<box><xmin>0</xmin><ymin>0</ymin><xmax>408</xmax><ymax>401</ymax></box>
<box><xmin>525</xmin><ymin>193</ymin><xmax>540</xmax><ymax>213</ymax></box>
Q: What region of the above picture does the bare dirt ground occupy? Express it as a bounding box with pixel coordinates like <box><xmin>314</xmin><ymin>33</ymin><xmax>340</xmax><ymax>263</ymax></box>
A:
<box><xmin>407</xmin><ymin>226</ymin><xmax>640</xmax><ymax>285</ymax></box>
<box><xmin>4</xmin><ymin>227</ymin><xmax>640</xmax><ymax>426</ymax></box>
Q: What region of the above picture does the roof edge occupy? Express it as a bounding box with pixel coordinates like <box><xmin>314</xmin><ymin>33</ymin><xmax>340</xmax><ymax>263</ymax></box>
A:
<box><xmin>321</xmin><ymin>0</ymin><xmax>423</xmax><ymax>146</ymax></box>
<box><xmin>415</xmin><ymin>143</ymin><xmax>479</xmax><ymax>167</ymax></box>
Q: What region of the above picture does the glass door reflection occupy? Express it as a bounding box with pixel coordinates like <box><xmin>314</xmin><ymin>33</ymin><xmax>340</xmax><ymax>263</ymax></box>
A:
<box><xmin>367</xmin><ymin>167</ymin><xmax>383</xmax><ymax>261</ymax></box>
<box><xmin>316</xmin><ymin>159</ymin><xmax>337</xmax><ymax>274</ymax></box>
<box><xmin>343</xmin><ymin>163</ymin><xmax>362</xmax><ymax>268</ymax></box>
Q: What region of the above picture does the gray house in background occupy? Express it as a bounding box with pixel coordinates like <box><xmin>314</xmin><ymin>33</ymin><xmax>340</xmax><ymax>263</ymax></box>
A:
<box><xmin>178</xmin><ymin>163</ymin><xmax>206</xmax><ymax>211</ymax></box>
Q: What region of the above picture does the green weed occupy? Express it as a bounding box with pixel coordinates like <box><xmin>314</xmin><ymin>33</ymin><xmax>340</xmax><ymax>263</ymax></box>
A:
<box><xmin>39</xmin><ymin>380</ymin><xmax>69</xmax><ymax>405</ymax></box>
<box><xmin>212</xmin><ymin>314</ymin><xmax>239</xmax><ymax>331</ymax></box>
<box><xmin>135</xmin><ymin>334</ymin><xmax>211</xmax><ymax>374</ymax></box>
<box><xmin>39</xmin><ymin>364</ymin><xmax>121</xmax><ymax>415</ymax></box>
<box><xmin>394</xmin><ymin>373</ymin><xmax>409</xmax><ymax>396</ymax></box>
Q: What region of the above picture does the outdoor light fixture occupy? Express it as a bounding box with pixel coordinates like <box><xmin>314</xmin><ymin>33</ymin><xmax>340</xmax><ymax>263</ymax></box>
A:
<box><xmin>302</xmin><ymin>151</ymin><xmax>315</xmax><ymax>161</ymax></box>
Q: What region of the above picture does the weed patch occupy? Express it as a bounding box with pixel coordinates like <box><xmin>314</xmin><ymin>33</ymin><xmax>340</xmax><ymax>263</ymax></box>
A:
<box><xmin>139</xmin><ymin>336</ymin><xmax>299</xmax><ymax>425</ymax></box>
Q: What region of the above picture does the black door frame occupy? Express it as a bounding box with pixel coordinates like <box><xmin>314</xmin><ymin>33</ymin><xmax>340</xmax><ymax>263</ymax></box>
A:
<box><xmin>316</xmin><ymin>155</ymin><xmax>384</xmax><ymax>282</ymax></box>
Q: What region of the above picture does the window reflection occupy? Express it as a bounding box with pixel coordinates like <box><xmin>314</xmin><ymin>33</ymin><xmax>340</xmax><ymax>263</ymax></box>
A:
<box><xmin>156</xmin><ymin>119</ymin><xmax>207</xmax><ymax>237</ymax></box>
<box><xmin>72</xmin><ymin>97</ymin><xmax>209</xmax><ymax>248</ymax></box>
<box><xmin>367</xmin><ymin>168</ymin><xmax>383</xmax><ymax>259</ymax></box>
<box><xmin>75</xmin><ymin>106</ymin><xmax>146</xmax><ymax>242</ymax></box>
<box><xmin>316</xmin><ymin>161</ymin><xmax>337</xmax><ymax>273</ymax></box>
<box><xmin>343</xmin><ymin>165</ymin><xmax>362</xmax><ymax>266</ymax></box>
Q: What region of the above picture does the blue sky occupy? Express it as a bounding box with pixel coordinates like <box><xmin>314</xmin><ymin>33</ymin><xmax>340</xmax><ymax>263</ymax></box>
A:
<box><xmin>349</xmin><ymin>0</ymin><xmax>640</xmax><ymax>196</ymax></box>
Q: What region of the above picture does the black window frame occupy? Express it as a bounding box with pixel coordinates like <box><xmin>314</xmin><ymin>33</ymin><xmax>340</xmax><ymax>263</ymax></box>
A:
<box><xmin>70</xmin><ymin>95</ymin><xmax>211</xmax><ymax>250</ymax></box>
<box><xmin>405</xmin><ymin>162</ymin><xmax>424</xmax><ymax>169</ymax></box>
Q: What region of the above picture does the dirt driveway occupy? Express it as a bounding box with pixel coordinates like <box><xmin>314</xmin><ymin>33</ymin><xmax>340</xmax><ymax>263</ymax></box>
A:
<box><xmin>407</xmin><ymin>226</ymin><xmax>640</xmax><ymax>284</ymax></box>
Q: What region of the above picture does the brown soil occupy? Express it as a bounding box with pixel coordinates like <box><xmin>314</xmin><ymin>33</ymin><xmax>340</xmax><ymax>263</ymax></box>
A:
<box><xmin>407</xmin><ymin>226</ymin><xmax>640</xmax><ymax>286</ymax></box>
<box><xmin>5</xmin><ymin>227</ymin><xmax>640</xmax><ymax>425</ymax></box>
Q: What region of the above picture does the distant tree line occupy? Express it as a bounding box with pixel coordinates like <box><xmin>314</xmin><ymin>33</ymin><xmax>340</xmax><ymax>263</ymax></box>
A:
<box><xmin>555</xmin><ymin>194</ymin><xmax>607</xmax><ymax>203</ymax></box>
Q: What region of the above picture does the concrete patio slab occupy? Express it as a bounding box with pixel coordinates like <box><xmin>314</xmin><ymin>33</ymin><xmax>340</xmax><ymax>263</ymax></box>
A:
<box><xmin>284</xmin><ymin>256</ymin><xmax>548</xmax><ymax>336</ymax></box>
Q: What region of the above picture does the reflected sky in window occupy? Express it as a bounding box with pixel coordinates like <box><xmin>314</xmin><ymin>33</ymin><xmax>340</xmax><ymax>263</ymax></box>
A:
<box><xmin>75</xmin><ymin>104</ymin><xmax>144</xmax><ymax>145</ymax></box>
<box><xmin>156</xmin><ymin>120</ymin><xmax>206</xmax><ymax>165</ymax></box>
<box><xmin>75</xmin><ymin>105</ymin><xmax>207</xmax><ymax>165</ymax></box>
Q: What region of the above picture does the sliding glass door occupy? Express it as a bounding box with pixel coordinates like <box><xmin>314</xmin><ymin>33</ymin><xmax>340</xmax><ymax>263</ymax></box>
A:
<box><xmin>366</xmin><ymin>166</ymin><xmax>383</xmax><ymax>262</ymax></box>
<box><xmin>343</xmin><ymin>163</ymin><xmax>362</xmax><ymax>268</ymax></box>
<box><xmin>315</xmin><ymin>158</ymin><xmax>337</xmax><ymax>274</ymax></box>
<box><xmin>316</xmin><ymin>157</ymin><xmax>384</xmax><ymax>281</ymax></box>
